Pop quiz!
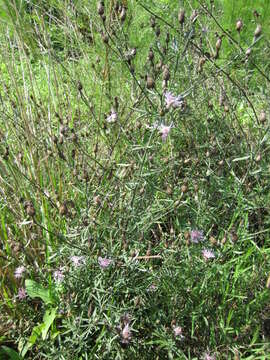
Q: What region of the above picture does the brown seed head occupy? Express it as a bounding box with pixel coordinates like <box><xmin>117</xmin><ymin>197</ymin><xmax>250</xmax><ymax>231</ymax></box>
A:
<box><xmin>181</xmin><ymin>184</ymin><xmax>188</xmax><ymax>193</ymax></box>
<box><xmin>59</xmin><ymin>203</ymin><xmax>68</xmax><ymax>216</ymax></box>
<box><xmin>259</xmin><ymin>110</ymin><xmax>266</xmax><ymax>123</ymax></box>
<box><xmin>254</xmin><ymin>24</ymin><xmax>262</xmax><ymax>38</ymax></box>
<box><xmin>216</xmin><ymin>38</ymin><xmax>222</xmax><ymax>51</ymax></box>
<box><xmin>178</xmin><ymin>9</ymin><xmax>185</xmax><ymax>24</ymax></box>
<box><xmin>245</xmin><ymin>48</ymin><xmax>252</xmax><ymax>56</ymax></box>
<box><xmin>163</xmin><ymin>66</ymin><xmax>170</xmax><ymax>81</ymax></box>
<box><xmin>148</xmin><ymin>47</ymin><xmax>154</xmax><ymax>61</ymax></box>
<box><xmin>97</xmin><ymin>2</ymin><xmax>104</xmax><ymax>16</ymax></box>
<box><xmin>26</xmin><ymin>203</ymin><xmax>35</xmax><ymax>217</ymax></box>
<box><xmin>236</xmin><ymin>19</ymin><xmax>243</xmax><ymax>32</ymax></box>
<box><xmin>146</xmin><ymin>75</ymin><xmax>155</xmax><ymax>89</ymax></box>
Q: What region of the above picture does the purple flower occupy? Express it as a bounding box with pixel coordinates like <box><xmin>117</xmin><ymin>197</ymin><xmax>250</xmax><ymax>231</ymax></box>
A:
<box><xmin>98</xmin><ymin>257</ymin><xmax>112</xmax><ymax>269</ymax></box>
<box><xmin>164</xmin><ymin>91</ymin><xmax>183</xmax><ymax>109</ymax></box>
<box><xmin>106</xmin><ymin>109</ymin><xmax>117</xmax><ymax>123</ymax></box>
<box><xmin>17</xmin><ymin>287</ymin><xmax>27</xmax><ymax>300</ymax></box>
<box><xmin>120</xmin><ymin>323</ymin><xmax>132</xmax><ymax>344</ymax></box>
<box><xmin>202</xmin><ymin>249</ymin><xmax>215</xmax><ymax>260</ymax></box>
<box><xmin>173</xmin><ymin>325</ymin><xmax>184</xmax><ymax>339</ymax></box>
<box><xmin>148</xmin><ymin>284</ymin><xmax>158</xmax><ymax>292</ymax></box>
<box><xmin>14</xmin><ymin>266</ymin><xmax>26</xmax><ymax>279</ymax></box>
<box><xmin>70</xmin><ymin>256</ymin><xmax>85</xmax><ymax>267</ymax></box>
<box><xmin>190</xmin><ymin>230</ymin><xmax>204</xmax><ymax>243</ymax></box>
<box><xmin>203</xmin><ymin>353</ymin><xmax>216</xmax><ymax>360</ymax></box>
<box><xmin>158</xmin><ymin>123</ymin><xmax>173</xmax><ymax>142</ymax></box>
<box><xmin>53</xmin><ymin>270</ymin><xmax>64</xmax><ymax>283</ymax></box>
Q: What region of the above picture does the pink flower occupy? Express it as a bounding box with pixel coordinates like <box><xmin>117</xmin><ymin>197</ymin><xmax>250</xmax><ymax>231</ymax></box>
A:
<box><xmin>53</xmin><ymin>270</ymin><xmax>64</xmax><ymax>283</ymax></box>
<box><xmin>164</xmin><ymin>91</ymin><xmax>183</xmax><ymax>109</ymax></box>
<box><xmin>70</xmin><ymin>256</ymin><xmax>85</xmax><ymax>267</ymax></box>
<box><xmin>106</xmin><ymin>109</ymin><xmax>117</xmax><ymax>123</ymax></box>
<box><xmin>14</xmin><ymin>266</ymin><xmax>26</xmax><ymax>279</ymax></box>
<box><xmin>203</xmin><ymin>353</ymin><xmax>216</xmax><ymax>360</ymax></box>
<box><xmin>173</xmin><ymin>325</ymin><xmax>184</xmax><ymax>339</ymax></box>
<box><xmin>98</xmin><ymin>257</ymin><xmax>112</xmax><ymax>269</ymax></box>
<box><xmin>148</xmin><ymin>284</ymin><xmax>157</xmax><ymax>292</ymax></box>
<box><xmin>202</xmin><ymin>249</ymin><xmax>215</xmax><ymax>260</ymax></box>
<box><xmin>190</xmin><ymin>230</ymin><xmax>204</xmax><ymax>243</ymax></box>
<box><xmin>158</xmin><ymin>123</ymin><xmax>173</xmax><ymax>142</ymax></box>
<box><xmin>17</xmin><ymin>287</ymin><xmax>27</xmax><ymax>300</ymax></box>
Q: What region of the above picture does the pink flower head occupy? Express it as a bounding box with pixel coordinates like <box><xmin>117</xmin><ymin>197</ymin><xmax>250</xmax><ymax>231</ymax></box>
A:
<box><xmin>148</xmin><ymin>283</ymin><xmax>158</xmax><ymax>292</ymax></box>
<box><xmin>202</xmin><ymin>249</ymin><xmax>215</xmax><ymax>260</ymax></box>
<box><xmin>120</xmin><ymin>323</ymin><xmax>132</xmax><ymax>345</ymax></box>
<box><xmin>203</xmin><ymin>353</ymin><xmax>216</xmax><ymax>360</ymax></box>
<box><xmin>53</xmin><ymin>270</ymin><xmax>64</xmax><ymax>283</ymax></box>
<box><xmin>158</xmin><ymin>123</ymin><xmax>173</xmax><ymax>142</ymax></box>
<box><xmin>18</xmin><ymin>287</ymin><xmax>27</xmax><ymax>300</ymax></box>
<box><xmin>190</xmin><ymin>230</ymin><xmax>204</xmax><ymax>243</ymax></box>
<box><xmin>70</xmin><ymin>255</ymin><xmax>85</xmax><ymax>267</ymax></box>
<box><xmin>106</xmin><ymin>109</ymin><xmax>118</xmax><ymax>123</ymax></box>
<box><xmin>164</xmin><ymin>91</ymin><xmax>183</xmax><ymax>109</ymax></box>
<box><xmin>98</xmin><ymin>256</ymin><xmax>112</xmax><ymax>269</ymax></box>
<box><xmin>14</xmin><ymin>266</ymin><xmax>26</xmax><ymax>279</ymax></box>
<box><xmin>173</xmin><ymin>325</ymin><xmax>184</xmax><ymax>339</ymax></box>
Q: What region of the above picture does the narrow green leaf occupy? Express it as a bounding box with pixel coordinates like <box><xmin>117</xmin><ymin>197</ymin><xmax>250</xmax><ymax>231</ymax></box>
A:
<box><xmin>41</xmin><ymin>308</ymin><xmax>57</xmax><ymax>340</ymax></box>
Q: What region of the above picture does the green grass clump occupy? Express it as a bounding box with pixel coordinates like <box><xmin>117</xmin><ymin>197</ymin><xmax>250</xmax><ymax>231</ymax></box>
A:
<box><xmin>0</xmin><ymin>0</ymin><xmax>270</xmax><ymax>359</ymax></box>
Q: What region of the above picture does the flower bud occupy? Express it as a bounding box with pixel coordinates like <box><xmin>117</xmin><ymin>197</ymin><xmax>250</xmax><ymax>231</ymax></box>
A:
<box><xmin>254</xmin><ymin>24</ymin><xmax>262</xmax><ymax>38</ymax></box>
<box><xmin>236</xmin><ymin>19</ymin><xmax>243</xmax><ymax>32</ymax></box>
<box><xmin>146</xmin><ymin>75</ymin><xmax>155</xmax><ymax>89</ymax></box>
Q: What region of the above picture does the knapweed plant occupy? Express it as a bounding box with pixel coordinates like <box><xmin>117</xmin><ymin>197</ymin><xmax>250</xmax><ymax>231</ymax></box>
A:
<box><xmin>0</xmin><ymin>0</ymin><xmax>270</xmax><ymax>359</ymax></box>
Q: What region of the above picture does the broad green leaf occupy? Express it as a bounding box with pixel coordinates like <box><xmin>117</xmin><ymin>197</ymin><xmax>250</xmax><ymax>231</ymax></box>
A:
<box><xmin>25</xmin><ymin>279</ymin><xmax>53</xmax><ymax>305</ymax></box>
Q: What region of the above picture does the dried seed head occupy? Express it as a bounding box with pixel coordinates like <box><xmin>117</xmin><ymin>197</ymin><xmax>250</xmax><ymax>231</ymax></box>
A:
<box><xmin>236</xmin><ymin>19</ymin><xmax>243</xmax><ymax>32</ymax></box>
<box><xmin>181</xmin><ymin>184</ymin><xmax>188</xmax><ymax>193</ymax></box>
<box><xmin>166</xmin><ymin>186</ymin><xmax>172</xmax><ymax>195</ymax></box>
<box><xmin>77</xmin><ymin>81</ymin><xmax>83</xmax><ymax>91</ymax></box>
<box><xmin>216</xmin><ymin>38</ymin><xmax>222</xmax><ymax>51</ymax></box>
<box><xmin>210</xmin><ymin>236</ymin><xmax>217</xmax><ymax>245</ymax></box>
<box><xmin>146</xmin><ymin>75</ymin><xmax>155</xmax><ymax>89</ymax></box>
<box><xmin>59</xmin><ymin>203</ymin><xmax>68</xmax><ymax>216</ymax></box>
<box><xmin>120</xmin><ymin>7</ymin><xmax>126</xmax><ymax>22</ymax></box>
<box><xmin>221</xmin><ymin>236</ymin><xmax>227</xmax><ymax>245</ymax></box>
<box><xmin>156</xmin><ymin>60</ymin><xmax>163</xmax><ymax>71</ymax></box>
<box><xmin>52</xmin><ymin>135</ymin><xmax>58</xmax><ymax>144</ymax></box>
<box><xmin>102</xmin><ymin>33</ymin><xmax>109</xmax><ymax>44</ymax></box>
<box><xmin>198</xmin><ymin>57</ymin><xmax>206</xmax><ymax>72</ymax></box>
<box><xmin>255</xmin><ymin>153</ymin><xmax>261</xmax><ymax>162</ymax></box>
<box><xmin>245</xmin><ymin>48</ymin><xmax>252</xmax><ymax>56</ymax></box>
<box><xmin>148</xmin><ymin>47</ymin><xmax>154</xmax><ymax>61</ymax></box>
<box><xmin>266</xmin><ymin>273</ymin><xmax>270</xmax><ymax>289</ymax></box>
<box><xmin>178</xmin><ymin>9</ymin><xmax>185</xmax><ymax>24</ymax></box>
<box><xmin>224</xmin><ymin>105</ymin><xmax>229</xmax><ymax>113</ymax></box>
<box><xmin>162</xmin><ymin>66</ymin><xmax>170</xmax><ymax>81</ymax></box>
<box><xmin>150</xmin><ymin>17</ymin><xmax>156</xmax><ymax>28</ymax></box>
<box><xmin>259</xmin><ymin>110</ymin><xmax>266</xmax><ymax>123</ymax></box>
<box><xmin>26</xmin><ymin>202</ymin><xmax>35</xmax><ymax>217</ymax></box>
<box><xmin>190</xmin><ymin>10</ymin><xmax>198</xmax><ymax>23</ymax></box>
<box><xmin>184</xmin><ymin>231</ymin><xmax>190</xmax><ymax>240</ymax></box>
<box><xmin>59</xmin><ymin>134</ymin><xmax>64</xmax><ymax>145</ymax></box>
<box><xmin>254</xmin><ymin>24</ymin><xmax>262</xmax><ymax>38</ymax></box>
<box><xmin>155</xmin><ymin>26</ymin><xmax>161</xmax><ymax>37</ymax></box>
<box><xmin>97</xmin><ymin>2</ymin><xmax>105</xmax><ymax>16</ymax></box>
